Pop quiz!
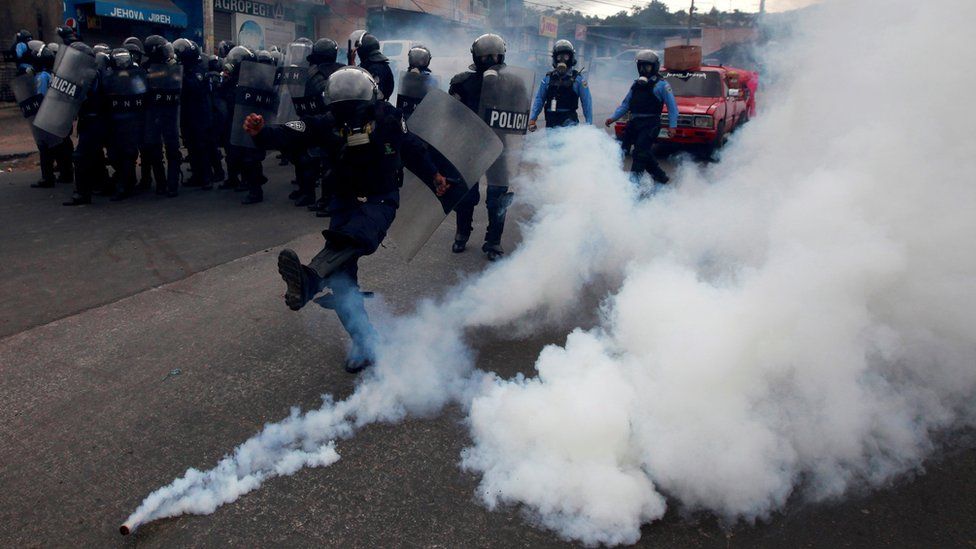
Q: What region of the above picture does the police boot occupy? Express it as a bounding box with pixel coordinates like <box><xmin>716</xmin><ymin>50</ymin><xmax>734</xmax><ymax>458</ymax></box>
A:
<box><xmin>277</xmin><ymin>249</ymin><xmax>320</xmax><ymax>311</ymax></box>
<box><xmin>482</xmin><ymin>242</ymin><xmax>504</xmax><ymax>261</ymax></box>
<box><xmin>63</xmin><ymin>193</ymin><xmax>92</xmax><ymax>206</ymax></box>
<box><xmin>452</xmin><ymin>232</ymin><xmax>470</xmax><ymax>253</ymax></box>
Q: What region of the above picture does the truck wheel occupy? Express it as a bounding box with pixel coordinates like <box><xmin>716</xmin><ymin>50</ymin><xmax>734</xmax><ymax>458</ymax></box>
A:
<box><xmin>705</xmin><ymin>121</ymin><xmax>726</xmax><ymax>160</ymax></box>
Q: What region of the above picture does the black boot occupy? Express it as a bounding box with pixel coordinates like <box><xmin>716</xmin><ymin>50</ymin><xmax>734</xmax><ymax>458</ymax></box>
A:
<box><xmin>482</xmin><ymin>242</ymin><xmax>504</xmax><ymax>261</ymax></box>
<box><xmin>63</xmin><ymin>193</ymin><xmax>91</xmax><ymax>206</ymax></box>
<box><xmin>452</xmin><ymin>232</ymin><xmax>470</xmax><ymax>254</ymax></box>
<box><xmin>31</xmin><ymin>179</ymin><xmax>56</xmax><ymax>188</ymax></box>
<box><xmin>277</xmin><ymin>249</ymin><xmax>319</xmax><ymax>311</ymax></box>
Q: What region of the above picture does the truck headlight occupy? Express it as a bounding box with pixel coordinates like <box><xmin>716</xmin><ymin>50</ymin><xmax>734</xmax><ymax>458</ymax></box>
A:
<box><xmin>693</xmin><ymin>115</ymin><xmax>713</xmax><ymax>128</ymax></box>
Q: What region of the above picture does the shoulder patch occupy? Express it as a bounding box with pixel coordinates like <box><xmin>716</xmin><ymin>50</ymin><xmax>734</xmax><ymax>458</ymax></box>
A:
<box><xmin>285</xmin><ymin>120</ymin><xmax>306</xmax><ymax>132</ymax></box>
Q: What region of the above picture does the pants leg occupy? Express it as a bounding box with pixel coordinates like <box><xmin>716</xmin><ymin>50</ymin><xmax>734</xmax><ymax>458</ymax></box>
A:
<box><xmin>209</xmin><ymin>141</ymin><xmax>225</xmax><ymax>180</ymax></box>
<box><xmin>138</xmin><ymin>145</ymin><xmax>154</xmax><ymax>187</ymax></box>
<box><xmin>297</xmin><ymin>153</ymin><xmax>319</xmax><ymax>199</ymax></box>
<box><xmin>163</xmin><ymin>123</ymin><xmax>182</xmax><ymax>193</ymax></box>
<box><xmin>631</xmin><ymin>123</ymin><xmax>668</xmax><ymax>183</ymax></box>
<box><xmin>327</xmin><ymin>260</ymin><xmax>379</xmax><ymax>361</ymax></box>
<box><xmin>38</xmin><ymin>143</ymin><xmax>56</xmax><ymax>183</ymax></box>
<box><xmin>110</xmin><ymin>144</ymin><xmax>138</xmax><ymax>195</ymax></box>
<box><xmin>73</xmin><ymin>119</ymin><xmax>102</xmax><ymax>198</ymax></box>
<box><xmin>454</xmin><ymin>184</ymin><xmax>480</xmax><ymax>238</ymax></box>
<box><xmin>55</xmin><ymin>138</ymin><xmax>74</xmax><ymax>182</ymax></box>
<box><xmin>484</xmin><ymin>185</ymin><xmax>513</xmax><ymax>245</ymax></box>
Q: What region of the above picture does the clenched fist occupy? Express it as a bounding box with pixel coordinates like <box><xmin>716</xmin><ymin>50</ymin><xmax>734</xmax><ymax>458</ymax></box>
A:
<box><xmin>244</xmin><ymin>113</ymin><xmax>265</xmax><ymax>137</ymax></box>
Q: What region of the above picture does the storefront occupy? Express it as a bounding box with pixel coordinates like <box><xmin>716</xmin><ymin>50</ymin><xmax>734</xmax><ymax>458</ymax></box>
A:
<box><xmin>213</xmin><ymin>0</ymin><xmax>324</xmax><ymax>50</ymax></box>
<box><xmin>64</xmin><ymin>0</ymin><xmax>203</xmax><ymax>47</ymax></box>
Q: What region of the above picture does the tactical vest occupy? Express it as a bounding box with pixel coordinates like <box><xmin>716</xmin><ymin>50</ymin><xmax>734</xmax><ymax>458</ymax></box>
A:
<box><xmin>544</xmin><ymin>70</ymin><xmax>579</xmax><ymax>111</ymax></box>
<box><xmin>628</xmin><ymin>76</ymin><xmax>664</xmax><ymax>117</ymax></box>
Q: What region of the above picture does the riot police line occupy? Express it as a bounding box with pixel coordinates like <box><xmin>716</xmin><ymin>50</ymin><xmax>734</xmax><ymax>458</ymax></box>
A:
<box><xmin>10</xmin><ymin>28</ymin><xmax>680</xmax><ymax>373</ymax></box>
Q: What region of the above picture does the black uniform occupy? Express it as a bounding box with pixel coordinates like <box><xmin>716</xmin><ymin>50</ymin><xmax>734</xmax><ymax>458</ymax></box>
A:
<box><xmin>623</xmin><ymin>75</ymin><xmax>672</xmax><ymax>184</ymax></box>
<box><xmin>360</xmin><ymin>59</ymin><xmax>394</xmax><ymax>102</ymax></box>
<box><xmin>216</xmin><ymin>73</ymin><xmax>242</xmax><ymax>189</ymax></box>
<box><xmin>67</xmin><ymin>67</ymin><xmax>107</xmax><ymax>203</ymax></box>
<box><xmin>295</xmin><ymin>60</ymin><xmax>343</xmax><ymax>207</ymax></box>
<box><xmin>205</xmin><ymin>63</ymin><xmax>227</xmax><ymax>182</ymax></box>
<box><xmin>180</xmin><ymin>60</ymin><xmax>214</xmax><ymax>186</ymax></box>
<box><xmin>448</xmin><ymin>70</ymin><xmax>512</xmax><ymax>248</ymax></box>
<box><xmin>255</xmin><ymin>102</ymin><xmax>438</xmax><ymax>363</ymax></box>
<box><xmin>143</xmin><ymin>63</ymin><xmax>183</xmax><ymax>195</ymax></box>
<box><xmin>103</xmin><ymin>65</ymin><xmax>148</xmax><ymax>199</ymax></box>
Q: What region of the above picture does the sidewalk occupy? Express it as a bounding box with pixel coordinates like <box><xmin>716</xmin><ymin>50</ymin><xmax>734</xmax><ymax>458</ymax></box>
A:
<box><xmin>0</xmin><ymin>103</ymin><xmax>41</xmax><ymax>173</ymax></box>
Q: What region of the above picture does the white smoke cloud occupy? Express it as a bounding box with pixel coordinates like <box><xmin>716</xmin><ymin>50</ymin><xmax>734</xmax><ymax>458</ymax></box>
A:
<box><xmin>123</xmin><ymin>0</ymin><xmax>976</xmax><ymax>543</ymax></box>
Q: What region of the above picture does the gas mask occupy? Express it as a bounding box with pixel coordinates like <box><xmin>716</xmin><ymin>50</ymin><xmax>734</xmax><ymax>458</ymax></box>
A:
<box><xmin>637</xmin><ymin>62</ymin><xmax>658</xmax><ymax>78</ymax></box>
<box><xmin>554</xmin><ymin>53</ymin><xmax>571</xmax><ymax>74</ymax></box>
<box><xmin>332</xmin><ymin>100</ymin><xmax>375</xmax><ymax>146</ymax></box>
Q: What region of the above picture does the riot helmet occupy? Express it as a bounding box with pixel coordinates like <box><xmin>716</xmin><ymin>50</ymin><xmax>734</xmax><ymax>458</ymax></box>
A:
<box><xmin>93</xmin><ymin>43</ymin><xmax>110</xmax><ymax>55</ymax></box>
<box><xmin>325</xmin><ymin>66</ymin><xmax>378</xmax><ymax>136</ymax></box>
<box><xmin>407</xmin><ymin>45</ymin><xmax>431</xmax><ymax>72</ymax></box>
<box><xmin>69</xmin><ymin>41</ymin><xmax>94</xmax><ymax>56</ymax></box>
<box><xmin>348</xmin><ymin>30</ymin><xmax>366</xmax><ymax>51</ymax></box>
<box><xmin>217</xmin><ymin>40</ymin><xmax>236</xmax><ymax>58</ymax></box>
<box><xmin>173</xmin><ymin>38</ymin><xmax>200</xmax><ymax>64</ymax></box>
<box><xmin>295</xmin><ymin>37</ymin><xmax>313</xmax><ymax>46</ymax></box>
<box><xmin>270</xmin><ymin>49</ymin><xmax>283</xmax><ymax>66</ymax></box>
<box><xmin>95</xmin><ymin>51</ymin><xmax>110</xmax><ymax>71</ymax></box>
<box><xmin>26</xmin><ymin>40</ymin><xmax>45</xmax><ymax>71</ymax></box>
<box><xmin>470</xmin><ymin>33</ymin><xmax>505</xmax><ymax>72</ymax></box>
<box><xmin>222</xmin><ymin>45</ymin><xmax>255</xmax><ymax>75</ymax></box>
<box><xmin>255</xmin><ymin>49</ymin><xmax>274</xmax><ymax>65</ymax></box>
<box><xmin>635</xmin><ymin>49</ymin><xmax>660</xmax><ymax>78</ymax></box>
<box><xmin>207</xmin><ymin>54</ymin><xmax>221</xmax><ymax>72</ymax></box>
<box><xmin>308</xmin><ymin>38</ymin><xmax>338</xmax><ymax>64</ymax></box>
<box><xmin>357</xmin><ymin>33</ymin><xmax>386</xmax><ymax>63</ymax></box>
<box><xmin>144</xmin><ymin>35</ymin><xmax>168</xmax><ymax>63</ymax></box>
<box><xmin>37</xmin><ymin>43</ymin><xmax>57</xmax><ymax>71</ymax></box>
<box><xmin>57</xmin><ymin>25</ymin><xmax>80</xmax><ymax>44</ymax></box>
<box><xmin>123</xmin><ymin>36</ymin><xmax>144</xmax><ymax>62</ymax></box>
<box><xmin>110</xmin><ymin>48</ymin><xmax>134</xmax><ymax>70</ymax></box>
<box><xmin>552</xmin><ymin>39</ymin><xmax>576</xmax><ymax>72</ymax></box>
<box><xmin>15</xmin><ymin>29</ymin><xmax>33</xmax><ymax>44</ymax></box>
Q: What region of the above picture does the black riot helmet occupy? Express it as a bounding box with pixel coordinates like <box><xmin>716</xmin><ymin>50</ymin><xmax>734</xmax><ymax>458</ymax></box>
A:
<box><xmin>173</xmin><ymin>38</ymin><xmax>200</xmax><ymax>64</ymax></box>
<box><xmin>407</xmin><ymin>45</ymin><xmax>431</xmax><ymax>71</ymax></box>
<box><xmin>325</xmin><ymin>66</ymin><xmax>379</xmax><ymax>131</ymax></box>
<box><xmin>635</xmin><ymin>49</ymin><xmax>660</xmax><ymax>77</ymax></box>
<box><xmin>93</xmin><ymin>43</ymin><xmax>110</xmax><ymax>55</ymax></box>
<box><xmin>255</xmin><ymin>49</ymin><xmax>274</xmax><ymax>65</ymax></box>
<box><xmin>95</xmin><ymin>51</ymin><xmax>110</xmax><ymax>71</ymax></box>
<box><xmin>357</xmin><ymin>33</ymin><xmax>386</xmax><ymax>63</ymax></box>
<box><xmin>471</xmin><ymin>33</ymin><xmax>505</xmax><ymax>72</ymax></box>
<box><xmin>15</xmin><ymin>29</ymin><xmax>32</xmax><ymax>44</ymax></box>
<box><xmin>123</xmin><ymin>36</ymin><xmax>144</xmax><ymax>60</ymax></box>
<box><xmin>26</xmin><ymin>40</ymin><xmax>45</xmax><ymax>70</ymax></box>
<box><xmin>56</xmin><ymin>25</ymin><xmax>80</xmax><ymax>44</ymax></box>
<box><xmin>308</xmin><ymin>38</ymin><xmax>338</xmax><ymax>64</ymax></box>
<box><xmin>217</xmin><ymin>40</ymin><xmax>236</xmax><ymax>58</ymax></box>
<box><xmin>207</xmin><ymin>54</ymin><xmax>221</xmax><ymax>72</ymax></box>
<box><xmin>222</xmin><ymin>45</ymin><xmax>255</xmax><ymax>75</ymax></box>
<box><xmin>144</xmin><ymin>35</ymin><xmax>167</xmax><ymax>62</ymax></box>
<box><xmin>552</xmin><ymin>39</ymin><xmax>576</xmax><ymax>72</ymax></box>
<box><xmin>69</xmin><ymin>41</ymin><xmax>94</xmax><ymax>57</ymax></box>
<box><xmin>110</xmin><ymin>47</ymin><xmax>134</xmax><ymax>70</ymax></box>
<box><xmin>37</xmin><ymin>43</ymin><xmax>57</xmax><ymax>71</ymax></box>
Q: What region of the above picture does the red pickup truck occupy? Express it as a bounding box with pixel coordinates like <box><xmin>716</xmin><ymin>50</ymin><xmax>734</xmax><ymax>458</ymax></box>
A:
<box><xmin>614</xmin><ymin>65</ymin><xmax>756</xmax><ymax>151</ymax></box>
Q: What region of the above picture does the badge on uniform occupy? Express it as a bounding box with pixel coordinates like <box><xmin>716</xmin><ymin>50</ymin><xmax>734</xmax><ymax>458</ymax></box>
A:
<box><xmin>285</xmin><ymin>120</ymin><xmax>306</xmax><ymax>132</ymax></box>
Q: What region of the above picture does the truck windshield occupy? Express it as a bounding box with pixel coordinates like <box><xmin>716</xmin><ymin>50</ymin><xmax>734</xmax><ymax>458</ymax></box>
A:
<box><xmin>662</xmin><ymin>71</ymin><xmax>724</xmax><ymax>97</ymax></box>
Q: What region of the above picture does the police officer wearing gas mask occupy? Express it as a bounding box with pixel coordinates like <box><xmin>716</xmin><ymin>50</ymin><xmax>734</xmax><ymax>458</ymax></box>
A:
<box><xmin>243</xmin><ymin>67</ymin><xmax>448</xmax><ymax>373</ymax></box>
<box><xmin>448</xmin><ymin>33</ymin><xmax>517</xmax><ymax>260</ymax></box>
<box><xmin>605</xmin><ymin>50</ymin><xmax>678</xmax><ymax>186</ymax></box>
<box><xmin>529</xmin><ymin>40</ymin><xmax>592</xmax><ymax>131</ymax></box>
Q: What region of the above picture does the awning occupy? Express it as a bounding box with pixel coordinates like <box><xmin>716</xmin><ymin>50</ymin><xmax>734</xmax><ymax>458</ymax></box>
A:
<box><xmin>88</xmin><ymin>0</ymin><xmax>187</xmax><ymax>28</ymax></box>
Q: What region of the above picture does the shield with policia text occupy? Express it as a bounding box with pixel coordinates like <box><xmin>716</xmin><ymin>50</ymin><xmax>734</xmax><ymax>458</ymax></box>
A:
<box><xmin>231</xmin><ymin>60</ymin><xmax>278</xmax><ymax>148</ymax></box>
<box><xmin>33</xmin><ymin>45</ymin><xmax>99</xmax><ymax>146</ymax></box>
<box><xmin>477</xmin><ymin>64</ymin><xmax>534</xmax><ymax>187</ymax></box>
<box><xmin>396</xmin><ymin>70</ymin><xmax>440</xmax><ymax>120</ymax></box>
<box><xmin>144</xmin><ymin>63</ymin><xmax>182</xmax><ymax>144</ymax></box>
<box><xmin>275</xmin><ymin>42</ymin><xmax>312</xmax><ymax>122</ymax></box>
<box><xmin>10</xmin><ymin>73</ymin><xmax>50</xmax><ymax>146</ymax></box>
<box><xmin>387</xmin><ymin>87</ymin><xmax>503</xmax><ymax>260</ymax></box>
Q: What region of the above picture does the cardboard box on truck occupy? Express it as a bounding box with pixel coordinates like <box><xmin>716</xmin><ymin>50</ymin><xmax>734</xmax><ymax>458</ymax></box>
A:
<box><xmin>664</xmin><ymin>45</ymin><xmax>702</xmax><ymax>71</ymax></box>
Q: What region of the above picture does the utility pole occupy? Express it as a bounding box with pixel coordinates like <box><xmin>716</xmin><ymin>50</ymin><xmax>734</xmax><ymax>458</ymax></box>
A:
<box><xmin>759</xmin><ymin>0</ymin><xmax>766</xmax><ymax>14</ymax></box>
<box><xmin>686</xmin><ymin>0</ymin><xmax>695</xmax><ymax>46</ymax></box>
<box><xmin>203</xmin><ymin>0</ymin><xmax>214</xmax><ymax>54</ymax></box>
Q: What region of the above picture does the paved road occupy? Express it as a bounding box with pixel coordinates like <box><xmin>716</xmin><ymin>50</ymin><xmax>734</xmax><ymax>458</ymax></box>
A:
<box><xmin>0</xmin><ymin>160</ymin><xmax>974</xmax><ymax>548</ymax></box>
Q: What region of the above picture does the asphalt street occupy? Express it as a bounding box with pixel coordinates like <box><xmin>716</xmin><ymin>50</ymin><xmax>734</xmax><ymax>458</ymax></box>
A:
<box><xmin>0</xmin><ymin>158</ymin><xmax>974</xmax><ymax>548</ymax></box>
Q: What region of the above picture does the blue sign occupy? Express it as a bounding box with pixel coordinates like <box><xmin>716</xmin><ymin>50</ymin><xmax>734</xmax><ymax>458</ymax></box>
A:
<box><xmin>93</xmin><ymin>0</ymin><xmax>188</xmax><ymax>27</ymax></box>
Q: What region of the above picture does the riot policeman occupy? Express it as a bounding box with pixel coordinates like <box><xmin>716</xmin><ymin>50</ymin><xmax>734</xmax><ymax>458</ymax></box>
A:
<box><xmin>302</xmin><ymin>37</ymin><xmax>345</xmax><ymax>213</ymax></box>
<box><xmin>528</xmin><ymin>39</ymin><xmax>593</xmax><ymax>131</ymax></box>
<box><xmin>142</xmin><ymin>35</ymin><xmax>183</xmax><ymax>196</ymax></box>
<box><xmin>223</xmin><ymin>45</ymin><xmax>269</xmax><ymax>204</ymax></box>
<box><xmin>123</xmin><ymin>37</ymin><xmax>145</xmax><ymax>66</ymax></box>
<box><xmin>356</xmin><ymin>33</ymin><xmax>394</xmax><ymax>101</ymax></box>
<box><xmin>174</xmin><ymin>38</ymin><xmax>216</xmax><ymax>189</ymax></box>
<box><xmin>244</xmin><ymin>67</ymin><xmax>448</xmax><ymax>372</ymax></box>
<box><xmin>205</xmin><ymin>54</ymin><xmax>227</xmax><ymax>183</ymax></box>
<box><xmin>448</xmin><ymin>33</ymin><xmax>530</xmax><ymax>260</ymax></box>
<box><xmin>64</xmin><ymin>44</ymin><xmax>109</xmax><ymax>205</ymax></box>
<box><xmin>12</xmin><ymin>30</ymin><xmax>33</xmax><ymax>75</ymax></box>
<box><xmin>396</xmin><ymin>45</ymin><xmax>438</xmax><ymax>120</ymax></box>
<box><xmin>605</xmin><ymin>50</ymin><xmax>678</xmax><ymax>185</ymax></box>
<box><xmin>104</xmin><ymin>47</ymin><xmax>148</xmax><ymax>201</ymax></box>
<box><xmin>30</xmin><ymin>43</ymin><xmax>75</xmax><ymax>188</ymax></box>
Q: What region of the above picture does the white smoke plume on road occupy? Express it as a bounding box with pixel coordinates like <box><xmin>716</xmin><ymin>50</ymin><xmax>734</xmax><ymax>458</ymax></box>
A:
<box><xmin>123</xmin><ymin>0</ymin><xmax>976</xmax><ymax>543</ymax></box>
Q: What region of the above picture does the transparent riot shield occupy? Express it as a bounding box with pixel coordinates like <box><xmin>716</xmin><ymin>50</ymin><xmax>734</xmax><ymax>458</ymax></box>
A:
<box><xmin>275</xmin><ymin>42</ymin><xmax>311</xmax><ymax>122</ymax></box>
<box><xmin>396</xmin><ymin>70</ymin><xmax>440</xmax><ymax>120</ymax></box>
<box><xmin>230</xmin><ymin>60</ymin><xmax>278</xmax><ymax>148</ymax></box>
<box><xmin>144</xmin><ymin>63</ymin><xmax>182</xmax><ymax>144</ymax></box>
<box><xmin>477</xmin><ymin>64</ymin><xmax>534</xmax><ymax>187</ymax></box>
<box><xmin>103</xmin><ymin>66</ymin><xmax>149</xmax><ymax>146</ymax></box>
<box><xmin>33</xmin><ymin>45</ymin><xmax>99</xmax><ymax>145</ymax></box>
<box><xmin>10</xmin><ymin>73</ymin><xmax>48</xmax><ymax>146</ymax></box>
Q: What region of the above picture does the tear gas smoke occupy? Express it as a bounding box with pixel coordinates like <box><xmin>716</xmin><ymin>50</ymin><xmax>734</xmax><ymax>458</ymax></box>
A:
<box><xmin>123</xmin><ymin>0</ymin><xmax>976</xmax><ymax>543</ymax></box>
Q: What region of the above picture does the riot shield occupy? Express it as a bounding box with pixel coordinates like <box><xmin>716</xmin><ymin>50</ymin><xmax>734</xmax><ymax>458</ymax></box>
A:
<box><xmin>396</xmin><ymin>70</ymin><xmax>440</xmax><ymax>120</ymax></box>
<box><xmin>477</xmin><ymin>64</ymin><xmax>534</xmax><ymax>187</ymax></box>
<box><xmin>103</xmin><ymin>66</ymin><xmax>149</xmax><ymax>146</ymax></box>
<box><xmin>10</xmin><ymin>73</ymin><xmax>48</xmax><ymax>146</ymax></box>
<box><xmin>33</xmin><ymin>45</ymin><xmax>99</xmax><ymax>145</ymax></box>
<box><xmin>275</xmin><ymin>42</ymin><xmax>311</xmax><ymax>122</ymax></box>
<box><xmin>387</xmin><ymin>88</ymin><xmax>503</xmax><ymax>260</ymax></box>
<box><xmin>144</xmin><ymin>63</ymin><xmax>182</xmax><ymax>144</ymax></box>
<box><xmin>231</xmin><ymin>60</ymin><xmax>278</xmax><ymax>148</ymax></box>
